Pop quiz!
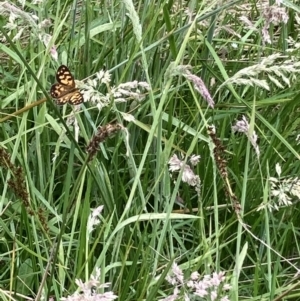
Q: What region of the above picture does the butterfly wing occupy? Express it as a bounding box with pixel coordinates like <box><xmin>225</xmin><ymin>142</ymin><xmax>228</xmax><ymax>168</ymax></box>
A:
<box><xmin>50</xmin><ymin>65</ymin><xmax>83</xmax><ymax>105</ymax></box>
<box><xmin>55</xmin><ymin>65</ymin><xmax>76</xmax><ymax>88</ymax></box>
<box><xmin>68</xmin><ymin>90</ymin><xmax>84</xmax><ymax>105</ymax></box>
<box><xmin>50</xmin><ymin>83</ymin><xmax>71</xmax><ymax>105</ymax></box>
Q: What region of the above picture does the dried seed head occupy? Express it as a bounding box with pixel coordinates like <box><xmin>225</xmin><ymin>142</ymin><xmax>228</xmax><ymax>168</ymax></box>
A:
<box><xmin>86</xmin><ymin>123</ymin><xmax>124</xmax><ymax>161</ymax></box>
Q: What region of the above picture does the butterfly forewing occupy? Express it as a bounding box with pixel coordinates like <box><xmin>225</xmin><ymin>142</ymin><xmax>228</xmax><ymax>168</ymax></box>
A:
<box><xmin>50</xmin><ymin>65</ymin><xmax>83</xmax><ymax>105</ymax></box>
<box><xmin>56</xmin><ymin>65</ymin><xmax>75</xmax><ymax>88</ymax></box>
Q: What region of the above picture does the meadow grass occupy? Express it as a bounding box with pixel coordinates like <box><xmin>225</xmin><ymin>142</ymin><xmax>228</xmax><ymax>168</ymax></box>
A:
<box><xmin>1</xmin><ymin>0</ymin><xmax>300</xmax><ymax>300</ymax></box>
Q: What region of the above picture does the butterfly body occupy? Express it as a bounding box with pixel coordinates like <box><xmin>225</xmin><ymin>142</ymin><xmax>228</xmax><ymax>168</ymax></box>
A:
<box><xmin>50</xmin><ymin>65</ymin><xmax>83</xmax><ymax>105</ymax></box>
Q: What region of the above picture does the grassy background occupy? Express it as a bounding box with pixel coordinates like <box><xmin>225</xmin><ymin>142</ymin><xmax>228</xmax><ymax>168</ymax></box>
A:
<box><xmin>1</xmin><ymin>0</ymin><xmax>300</xmax><ymax>300</ymax></box>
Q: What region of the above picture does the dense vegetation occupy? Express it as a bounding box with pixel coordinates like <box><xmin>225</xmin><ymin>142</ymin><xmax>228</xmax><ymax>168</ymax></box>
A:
<box><xmin>1</xmin><ymin>0</ymin><xmax>300</xmax><ymax>300</ymax></box>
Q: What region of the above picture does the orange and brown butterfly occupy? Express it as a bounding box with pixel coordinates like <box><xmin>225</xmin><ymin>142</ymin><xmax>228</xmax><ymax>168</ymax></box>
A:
<box><xmin>50</xmin><ymin>65</ymin><xmax>84</xmax><ymax>105</ymax></box>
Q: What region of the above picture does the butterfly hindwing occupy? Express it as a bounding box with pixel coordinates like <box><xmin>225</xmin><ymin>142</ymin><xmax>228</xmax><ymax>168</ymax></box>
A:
<box><xmin>50</xmin><ymin>65</ymin><xmax>83</xmax><ymax>105</ymax></box>
<box><xmin>69</xmin><ymin>90</ymin><xmax>84</xmax><ymax>105</ymax></box>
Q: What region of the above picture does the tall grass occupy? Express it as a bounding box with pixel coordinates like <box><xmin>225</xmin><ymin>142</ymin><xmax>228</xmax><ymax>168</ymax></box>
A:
<box><xmin>1</xmin><ymin>0</ymin><xmax>300</xmax><ymax>300</ymax></box>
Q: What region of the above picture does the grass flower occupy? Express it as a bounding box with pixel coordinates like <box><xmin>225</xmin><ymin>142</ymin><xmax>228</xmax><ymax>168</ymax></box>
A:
<box><xmin>162</xmin><ymin>263</ymin><xmax>231</xmax><ymax>301</ymax></box>
<box><xmin>112</xmin><ymin>80</ymin><xmax>150</xmax><ymax>102</ymax></box>
<box><xmin>87</xmin><ymin>205</ymin><xmax>104</xmax><ymax>235</ymax></box>
<box><xmin>0</xmin><ymin>1</ymin><xmax>56</xmax><ymax>59</ymax></box>
<box><xmin>79</xmin><ymin>71</ymin><xmax>149</xmax><ymax>110</ymax></box>
<box><xmin>166</xmin><ymin>63</ymin><xmax>215</xmax><ymax>108</ymax></box>
<box><xmin>220</xmin><ymin>53</ymin><xmax>300</xmax><ymax>91</ymax></box>
<box><xmin>262</xmin><ymin>4</ymin><xmax>288</xmax><ymax>44</ymax></box>
<box><xmin>168</xmin><ymin>154</ymin><xmax>201</xmax><ymax>194</ymax></box>
<box><xmin>166</xmin><ymin>263</ymin><xmax>184</xmax><ymax>285</ymax></box>
<box><xmin>41</xmin><ymin>33</ymin><xmax>57</xmax><ymax>61</ymax></box>
<box><xmin>0</xmin><ymin>1</ymin><xmax>37</xmax><ymax>30</ymax></box>
<box><xmin>189</xmin><ymin>155</ymin><xmax>201</xmax><ymax>166</ymax></box>
<box><xmin>232</xmin><ymin>115</ymin><xmax>260</xmax><ymax>157</ymax></box>
<box><xmin>61</xmin><ymin>268</ymin><xmax>117</xmax><ymax>301</ymax></box>
<box><xmin>258</xmin><ymin>163</ymin><xmax>299</xmax><ymax>211</ymax></box>
<box><xmin>96</xmin><ymin>70</ymin><xmax>111</xmax><ymax>85</ymax></box>
<box><xmin>161</xmin><ymin>287</ymin><xmax>179</xmax><ymax>301</ymax></box>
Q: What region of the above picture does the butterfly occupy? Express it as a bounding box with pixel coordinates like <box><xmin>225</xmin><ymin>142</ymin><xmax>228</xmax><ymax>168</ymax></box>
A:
<box><xmin>50</xmin><ymin>65</ymin><xmax>84</xmax><ymax>105</ymax></box>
